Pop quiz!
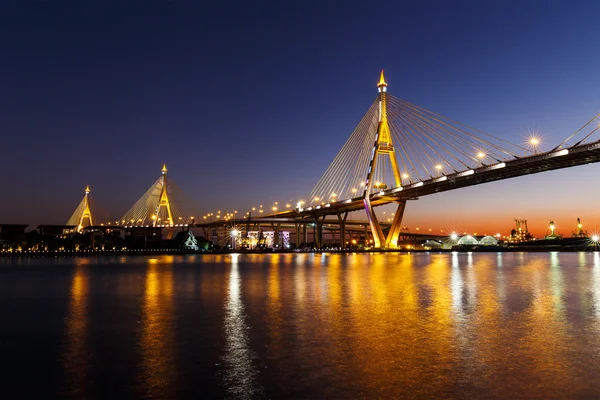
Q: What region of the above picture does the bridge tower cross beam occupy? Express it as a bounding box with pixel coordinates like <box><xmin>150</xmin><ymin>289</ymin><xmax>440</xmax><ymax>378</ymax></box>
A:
<box><xmin>153</xmin><ymin>163</ymin><xmax>175</xmax><ymax>227</ymax></box>
<box><xmin>362</xmin><ymin>70</ymin><xmax>404</xmax><ymax>248</ymax></box>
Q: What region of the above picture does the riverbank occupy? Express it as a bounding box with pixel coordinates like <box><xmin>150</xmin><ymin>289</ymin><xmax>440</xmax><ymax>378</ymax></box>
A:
<box><xmin>2</xmin><ymin>246</ymin><xmax>600</xmax><ymax>258</ymax></box>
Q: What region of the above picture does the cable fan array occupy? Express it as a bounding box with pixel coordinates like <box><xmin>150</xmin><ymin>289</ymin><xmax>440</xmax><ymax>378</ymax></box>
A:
<box><xmin>119</xmin><ymin>175</ymin><xmax>199</xmax><ymax>226</ymax></box>
<box><xmin>552</xmin><ymin>113</ymin><xmax>600</xmax><ymax>151</ymax></box>
<box><xmin>306</xmin><ymin>94</ymin><xmax>534</xmax><ymax>205</ymax></box>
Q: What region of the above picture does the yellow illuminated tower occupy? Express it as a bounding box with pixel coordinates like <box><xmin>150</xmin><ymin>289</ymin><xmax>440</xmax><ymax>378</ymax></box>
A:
<box><xmin>153</xmin><ymin>164</ymin><xmax>174</xmax><ymax>227</ymax></box>
<box><xmin>362</xmin><ymin>71</ymin><xmax>406</xmax><ymax>248</ymax></box>
<box><xmin>67</xmin><ymin>185</ymin><xmax>94</xmax><ymax>232</ymax></box>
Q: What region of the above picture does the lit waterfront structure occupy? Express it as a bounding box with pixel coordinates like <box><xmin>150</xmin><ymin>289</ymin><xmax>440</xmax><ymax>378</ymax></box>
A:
<box><xmin>545</xmin><ymin>220</ymin><xmax>562</xmax><ymax>240</ymax></box>
<box><xmin>67</xmin><ymin>185</ymin><xmax>94</xmax><ymax>232</ymax></box>
<box><xmin>507</xmin><ymin>219</ymin><xmax>532</xmax><ymax>243</ymax></box>
<box><xmin>362</xmin><ymin>70</ymin><xmax>405</xmax><ymax>249</ymax></box>
<box><xmin>5</xmin><ymin>74</ymin><xmax>600</xmax><ymax>251</ymax></box>
<box><xmin>291</xmin><ymin>72</ymin><xmax>600</xmax><ymax>249</ymax></box>
<box><xmin>120</xmin><ymin>164</ymin><xmax>197</xmax><ymax>228</ymax></box>
<box><xmin>573</xmin><ymin>217</ymin><xmax>588</xmax><ymax>237</ymax></box>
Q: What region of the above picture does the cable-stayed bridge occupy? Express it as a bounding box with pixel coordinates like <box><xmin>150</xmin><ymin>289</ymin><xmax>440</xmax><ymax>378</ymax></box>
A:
<box><xmin>257</xmin><ymin>71</ymin><xmax>600</xmax><ymax>248</ymax></box>
<box><xmin>68</xmin><ymin>164</ymin><xmax>198</xmax><ymax>234</ymax></box>
<box><xmin>67</xmin><ymin>71</ymin><xmax>600</xmax><ymax>250</ymax></box>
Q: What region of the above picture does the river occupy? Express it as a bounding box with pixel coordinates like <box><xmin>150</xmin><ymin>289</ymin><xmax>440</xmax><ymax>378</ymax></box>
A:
<box><xmin>1</xmin><ymin>252</ymin><xmax>600</xmax><ymax>399</ymax></box>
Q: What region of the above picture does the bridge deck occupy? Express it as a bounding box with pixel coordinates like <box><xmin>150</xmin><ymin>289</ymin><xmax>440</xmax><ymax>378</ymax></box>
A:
<box><xmin>268</xmin><ymin>140</ymin><xmax>600</xmax><ymax>219</ymax></box>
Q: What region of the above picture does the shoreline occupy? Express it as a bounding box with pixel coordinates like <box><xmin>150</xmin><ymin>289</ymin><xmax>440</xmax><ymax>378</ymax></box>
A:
<box><xmin>1</xmin><ymin>246</ymin><xmax>600</xmax><ymax>258</ymax></box>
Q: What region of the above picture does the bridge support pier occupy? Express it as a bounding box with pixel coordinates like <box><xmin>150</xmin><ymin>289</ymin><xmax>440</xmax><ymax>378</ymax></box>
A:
<box><xmin>364</xmin><ymin>197</ymin><xmax>386</xmax><ymax>248</ymax></box>
<box><xmin>337</xmin><ymin>212</ymin><xmax>348</xmax><ymax>248</ymax></box>
<box><xmin>385</xmin><ymin>200</ymin><xmax>407</xmax><ymax>249</ymax></box>
<box><xmin>315</xmin><ymin>215</ymin><xmax>326</xmax><ymax>249</ymax></box>
<box><xmin>272</xmin><ymin>223</ymin><xmax>280</xmax><ymax>248</ymax></box>
<box><xmin>363</xmin><ymin>199</ymin><xmax>408</xmax><ymax>249</ymax></box>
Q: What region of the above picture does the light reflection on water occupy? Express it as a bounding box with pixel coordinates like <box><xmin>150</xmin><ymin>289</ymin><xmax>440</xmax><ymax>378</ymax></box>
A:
<box><xmin>222</xmin><ymin>254</ymin><xmax>264</xmax><ymax>399</ymax></box>
<box><xmin>7</xmin><ymin>252</ymin><xmax>600</xmax><ymax>398</ymax></box>
<box><xmin>60</xmin><ymin>259</ymin><xmax>90</xmax><ymax>398</ymax></box>
<box><xmin>139</xmin><ymin>258</ymin><xmax>175</xmax><ymax>397</ymax></box>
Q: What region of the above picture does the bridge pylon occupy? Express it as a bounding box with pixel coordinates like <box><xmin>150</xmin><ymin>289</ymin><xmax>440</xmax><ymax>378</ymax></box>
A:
<box><xmin>153</xmin><ymin>164</ymin><xmax>174</xmax><ymax>227</ymax></box>
<box><xmin>67</xmin><ymin>185</ymin><xmax>94</xmax><ymax>232</ymax></box>
<box><xmin>362</xmin><ymin>71</ymin><xmax>406</xmax><ymax>248</ymax></box>
<box><xmin>120</xmin><ymin>164</ymin><xmax>198</xmax><ymax>228</ymax></box>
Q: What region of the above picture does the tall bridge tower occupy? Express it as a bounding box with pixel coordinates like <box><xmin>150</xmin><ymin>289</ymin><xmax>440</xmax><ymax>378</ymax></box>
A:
<box><xmin>154</xmin><ymin>164</ymin><xmax>174</xmax><ymax>227</ymax></box>
<box><xmin>362</xmin><ymin>71</ymin><xmax>406</xmax><ymax>248</ymax></box>
<box><xmin>120</xmin><ymin>164</ymin><xmax>197</xmax><ymax>227</ymax></box>
<box><xmin>67</xmin><ymin>185</ymin><xmax>94</xmax><ymax>232</ymax></box>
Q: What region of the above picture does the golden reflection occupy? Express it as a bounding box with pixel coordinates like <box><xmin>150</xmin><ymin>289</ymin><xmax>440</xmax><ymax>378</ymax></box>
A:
<box><xmin>265</xmin><ymin>253</ymin><xmax>285</xmax><ymax>384</ymax></box>
<box><xmin>450</xmin><ymin>255</ymin><xmax>464</xmax><ymax>316</ymax></box>
<box><xmin>420</xmin><ymin>254</ymin><xmax>454</xmax><ymax>392</ymax></box>
<box><xmin>327</xmin><ymin>254</ymin><xmax>343</xmax><ymax>307</ymax></box>
<box><xmin>344</xmin><ymin>253</ymin><xmax>423</xmax><ymax>393</ymax></box>
<box><xmin>222</xmin><ymin>256</ymin><xmax>263</xmax><ymax>398</ymax></box>
<box><xmin>62</xmin><ymin>265</ymin><xmax>89</xmax><ymax>397</ymax></box>
<box><xmin>294</xmin><ymin>256</ymin><xmax>307</xmax><ymax>303</ymax></box>
<box><xmin>549</xmin><ymin>252</ymin><xmax>565</xmax><ymax>313</ymax></box>
<box><xmin>140</xmin><ymin>260</ymin><xmax>175</xmax><ymax>397</ymax></box>
<box><xmin>579</xmin><ymin>252</ymin><xmax>587</xmax><ymax>267</ymax></box>
<box><xmin>593</xmin><ymin>252</ymin><xmax>600</xmax><ymax>318</ymax></box>
<box><xmin>460</xmin><ymin>255</ymin><xmax>503</xmax><ymax>391</ymax></box>
<box><xmin>495</xmin><ymin>253</ymin><xmax>507</xmax><ymax>306</ymax></box>
<box><xmin>216</xmin><ymin>252</ymin><xmax>599</xmax><ymax>397</ymax></box>
<box><xmin>500</xmin><ymin>253</ymin><xmax>573</xmax><ymax>396</ymax></box>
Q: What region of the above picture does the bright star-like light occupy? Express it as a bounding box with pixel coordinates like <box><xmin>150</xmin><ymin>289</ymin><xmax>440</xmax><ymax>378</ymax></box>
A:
<box><xmin>524</xmin><ymin>128</ymin><xmax>544</xmax><ymax>153</ymax></box>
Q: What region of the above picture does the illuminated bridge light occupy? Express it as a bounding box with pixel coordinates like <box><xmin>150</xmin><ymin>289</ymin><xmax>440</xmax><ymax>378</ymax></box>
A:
<box><xmin>345</xmin><ymin>199</ymin><xmax>352</xmax><ymax>203</ymax></box>
<box><xmin>490</xmin><ymin>162</ymin><xmax>506</xmax><ymax>170</ymax></box>
<box><xmin>411</xmin><ymin>182</ymin><xmax>424</xmax><ymax>188</ymax></box>
<box><xmin>458</xmin><ymin>169</ymin><xmax>474</xmax><ymax>177</ymax></box>
<box><xmin>550</xmin><ymin>149</ymin><xmax>569</xmax><ymax>157</ymax></box>
<box><xmin>392</xmin><ymin>187</ymin><xmax>403</xmax><ymax>193</ymax></box>
<box><xmin>434</xmin><ymin>176</ymin><xmax>447</xmax><ymax>182</ymax></box>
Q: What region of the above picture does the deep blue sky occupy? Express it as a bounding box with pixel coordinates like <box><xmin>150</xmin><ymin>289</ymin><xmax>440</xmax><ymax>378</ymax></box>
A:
<box><xmin>2</xmin><ymin>1</ymin><xmax>600</xmax><ymax>235</ymax></box>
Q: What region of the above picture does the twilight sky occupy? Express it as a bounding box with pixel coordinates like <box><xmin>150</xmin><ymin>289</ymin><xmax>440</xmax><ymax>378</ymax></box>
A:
<box><xmin>2</xmin><ymin>1</ymin><xmax>600</xmax><ymax>237</ymax></box>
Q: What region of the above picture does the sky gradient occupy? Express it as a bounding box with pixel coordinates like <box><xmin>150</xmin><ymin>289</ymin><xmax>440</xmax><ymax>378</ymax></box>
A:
<box><xmin>2</xmin><ymin>1</ymin><xmax>600</xmax><ymax>237</ymax></box>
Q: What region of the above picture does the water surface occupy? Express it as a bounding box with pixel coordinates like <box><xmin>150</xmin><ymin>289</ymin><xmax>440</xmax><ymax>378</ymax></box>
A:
<box><xmin>1</xmin><ymin>252</ymin><xmax>600</xmax><ymax>399</ymax></box>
